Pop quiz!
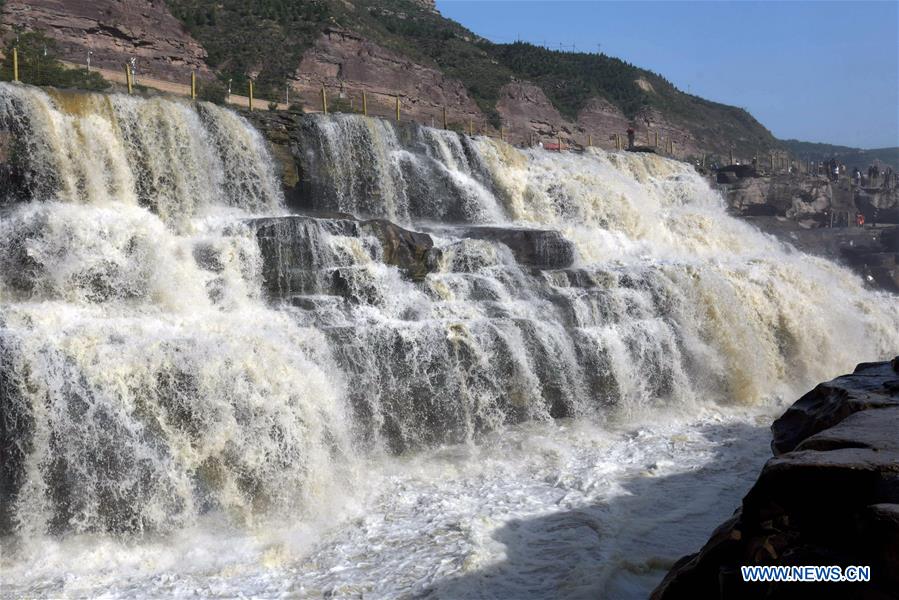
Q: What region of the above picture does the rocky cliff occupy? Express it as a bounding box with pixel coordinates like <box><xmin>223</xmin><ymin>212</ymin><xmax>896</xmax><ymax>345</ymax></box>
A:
<box><xmin>652</xmin><ymin>357</ymin><xmax>899</xmax><ymax>600</ymax></box>
<box><xmin>1</xmin><ymin>0</ymin><xmax>211</xmax><ymax>80</ymax></box>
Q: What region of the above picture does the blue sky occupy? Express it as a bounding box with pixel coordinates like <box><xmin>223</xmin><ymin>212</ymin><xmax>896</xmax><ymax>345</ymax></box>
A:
<box><xmin>436</xmin><ymin>0</ymin><xmax>899</xmax><ymax>149</ymax></box>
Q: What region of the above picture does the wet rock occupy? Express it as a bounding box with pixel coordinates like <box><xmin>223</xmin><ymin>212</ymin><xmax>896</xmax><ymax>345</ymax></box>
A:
<box><xmin>460</xmin><ymin>226</ymin><xmax>575</xmax><ymax>269</ymax></box>
<box><xmin>359</xmin><ymin>219</ymin><xmax>441</xmax><ymax>281</ymax></box>
<box><xmin>652</xmin><ymin>356</ymin><xmax>899</xmax><ymax>600</ymax></box>
<box><xmin>244</xmin><ymin>215</ymin><xmax>439</xmax><ymax>299</ymax></box>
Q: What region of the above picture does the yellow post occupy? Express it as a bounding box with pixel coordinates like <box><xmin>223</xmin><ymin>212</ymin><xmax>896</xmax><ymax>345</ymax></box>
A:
<box><xmin>587</xmin><ymin>134</ymin><xmax>592</xmax><ymax>147</ymax></box>
<box><xmin>729</xmin><ymin>149</ymin><xmax>734</xmax><ymax>165</ymax></box>
<box><xmin>125</xmin><ymin>64</ymin><xmax>133</xmax><ymax>94</ymax></box>
<box><xmin>655</xmin><ymin>131</ymin><xmax>659</xmax><ymax>147</ymax></box>
<box><xmin>191</xmin><ymin>71</ymin><xmax>197</xmax><ymax>100</ymax></box>
<box><xmin>321</xmin><ymin>86</ymin><xmax>327</xmax><ymax>114</ymax></box>
<box><xmin>395</xmin><ymin>95</ymin><xmax>400</xmax><ymax>122</ymax></box>
<box><xmin>443</xmin><ymin>107</ymin><xmax>447</xmax><ymax>130</ymax></box>
<box><xmin>362</xmin><ymin>91</ymin><xmax>368</xmax><ymax>117</ymax></box>
<box><xmin>615</xmin><ymin>133</ymin><xmax>621</xmax><ymax>150</ymax></box>
<box><xmin>12</xmin><ymin>47</ymin><xmax>19</xmax><ymax>82</ymax></box>
<box><xmin>249</xmin><ymin>80</ymin><xmax>254</xmax><ymax>111</ymax></box>
<box><xmin>500</xmin><ymin>127</ymin><xmax>505</xmax><ymax>142</ymax></box>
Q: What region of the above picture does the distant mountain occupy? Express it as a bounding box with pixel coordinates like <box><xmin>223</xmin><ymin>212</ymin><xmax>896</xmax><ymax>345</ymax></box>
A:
<box><xmin>781</xmin><ymin>140</ymin><xmax>899</xmax><ymax>172</ymax></box>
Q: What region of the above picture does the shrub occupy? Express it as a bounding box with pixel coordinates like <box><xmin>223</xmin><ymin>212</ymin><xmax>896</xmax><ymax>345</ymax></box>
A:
<box><xmin>1</xmin><ymin>31</ymin><xmax>109</xmax><ymax>91</ymax></box>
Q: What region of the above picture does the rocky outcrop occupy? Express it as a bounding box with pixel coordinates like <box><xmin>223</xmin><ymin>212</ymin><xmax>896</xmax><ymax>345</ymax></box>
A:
<box><xmin>652</xmin><ymin>357</ymin><xmax>899</xmax><ymax>600</ymax></box>
<box><xmin>291</xmin><ymin>28</ymin><xmax>482</xmax><ymax>126</ymax></box>
<box><xmin>460</xmin><ymin>226</ymin><xmax>575</xmax><ymax>269</ymax></box>
<box><xmin>245</xmin><ymin>215</ymin><xmax>440</xmax><ymax>300</ymax></box>
<box><xmin>0</xmin><ymin>0</ymin><xmax>211</xmax><ymax>80</ymax></box>
<box><xmin>359</xmin><ymin>218</ymin><xmax>440</xmax><ymax>281</ymax></box>
<box><xmin>495</xmin><ymin>81</ymin><xmax>580</xmax><ymax>144</ymax></box>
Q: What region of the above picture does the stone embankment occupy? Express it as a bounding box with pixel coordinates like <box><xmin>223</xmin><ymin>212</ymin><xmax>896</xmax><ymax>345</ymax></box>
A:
<box><xmin>652</xmin><ymin>357</ymin><xmax>899</xmax><ymax>600</ymax></box>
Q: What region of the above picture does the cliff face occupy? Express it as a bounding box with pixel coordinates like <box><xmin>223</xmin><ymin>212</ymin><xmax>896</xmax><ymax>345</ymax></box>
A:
<box><xmin>291</xmin><ymin>28</ymin><xmax>482</xmax><ymax>126</ymax></box>
<box><xmin>0</xmin><ymin>0</ymin><xmax>211</xmax><ymax>80</ymax></box>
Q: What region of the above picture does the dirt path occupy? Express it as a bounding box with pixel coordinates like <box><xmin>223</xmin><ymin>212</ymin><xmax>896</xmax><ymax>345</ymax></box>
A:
<box><xmin>60</xmin><ymin>61</ymin><xmax>289</xmax><ymax>110</ymax></box>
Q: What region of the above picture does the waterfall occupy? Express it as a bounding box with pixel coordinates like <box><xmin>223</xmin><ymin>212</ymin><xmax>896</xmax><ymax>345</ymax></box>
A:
<box><xmin>1</xmin><ymin>82</ymin><xmax>897</xmax><ymax>552</ymax></box>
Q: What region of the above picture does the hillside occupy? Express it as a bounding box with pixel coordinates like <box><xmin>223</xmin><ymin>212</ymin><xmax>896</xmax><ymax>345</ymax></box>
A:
<box><xmin>0</xmin><ymin>0</ymin><xmax>780</xmax><ymax>158</ymax></box>
<box><xmin>781</xmin><ymin>139</ymin><xmax>899</xmax><ymax>172</ymax></box>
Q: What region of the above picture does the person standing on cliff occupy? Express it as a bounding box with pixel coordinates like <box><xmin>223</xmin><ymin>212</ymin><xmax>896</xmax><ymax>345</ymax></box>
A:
<box><xmin>626</xmin><ymin>127</ymin><xmax>635</xmax><ymax>149</ymax></box>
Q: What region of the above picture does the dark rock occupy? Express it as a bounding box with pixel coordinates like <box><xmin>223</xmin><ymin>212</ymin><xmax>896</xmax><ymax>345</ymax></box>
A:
<box><xmin>652</xmin><ymin>357</ymin><xmax>899</xmax><ymax>600</ymax></box>
<box><xmin>717</xmin><ymin>164</ymin><xmax>760</xmax><ymax>179</ymax></box>
<box><xmin>771</xmin><ymin>359</ymin><xmax>899</xmax><ymax>455</ymax></box>
<box><xmin>359</xmin><ymin>219</ymin><xmax>441</xmax><ymax>281</ymax></box>
<box><xmin>243</xmin><ymin>214</ymin><xmax>439</xmax><ymax>300</ymax></box>
<box><xmin>717</xmin><ymin>170</ymin><xmax>740</xmax><ymax>184</ymax></box>
<box><xmin>459</xmin><ymin>226</ymin><xmax>575</xmax><ymax>269</ymax></box>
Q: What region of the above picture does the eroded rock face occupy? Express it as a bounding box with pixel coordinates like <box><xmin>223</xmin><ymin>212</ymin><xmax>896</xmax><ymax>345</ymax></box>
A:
<box><xmin>1</xmin><ymin>0</ymin><xmax>211</xmax><ymax>80</ymax></box>
<box><xmin>291</xmin><ymin>28</ymin><xmax>482</xmax><ymax>127</ymax></box>
<box><xmin>652</xmin><ymin>357</ymin><xmax>899</xmax><ymax>600</ymax></box>
<box><xmin>245</xmin><ymin>215</ymin><xmax>440</xmax><ymax>300</ymax></box>
<box><xmin>459</xmin><ymin>226</ymin><xmax>575</xmax><ymax>269</ymax></box>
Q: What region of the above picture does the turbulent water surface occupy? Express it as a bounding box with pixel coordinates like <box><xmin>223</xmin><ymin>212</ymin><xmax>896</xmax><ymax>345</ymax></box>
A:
<box><xmin>1</xmin><ymin>85</ymin><xmax>897</xmax><ymax>599</ymax></box>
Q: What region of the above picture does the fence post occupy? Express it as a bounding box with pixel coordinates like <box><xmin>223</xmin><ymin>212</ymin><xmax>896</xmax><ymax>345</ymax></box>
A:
<box><xmin>443</xmin><ymin>107</ymin><xmax>447</xmax><ymax>130</ymax></box>
<box><xmin>729</xmin><ymin>149</ymin><xmax>734</xmax><ymax>165</ymax></box>
<box><xmin>500</xmin><ymin>127</ymin><xmax>505</xmax><ymax>142</ymax></box>
<box><xmin>321</xmin><ymin>86</ymin><xmax>327</xmax><ymax>114</ymax></box>
<box><xmin>655</xmin><ymin>132</ymin><xmax>659</xmax><ymax>147</ymax></box>
<box><xmin>125</xmin><ymin>64</ymin><xmax>133</xmax><ymax>94</ymax></box>
<box><xmin>191</xmin><ymin>71</ymin><xmax>197</xmax><ymax>100</ymax></box>
<box><xmin>249</xmin><ymin>80</ymin><xmax>254</xmax><ymax>111</ymax></box>
<box><xmin>362</xmin><ymin>91</ymin><xmax>368</xmax><ymax>117</ymax></box>
<box><xmin>12</xmin><ymin>47</ymin><xmax>19</xmax><ymax>82</ymax></box>
<box><xmin>587</xmin><ymin>134</ymin><xmax>592</xmax><ymax>147</ymax></box>
<box><xmin>395</xmin><ymin>95</ymin><xmax>400</xmax><ymax>122</ymax></box>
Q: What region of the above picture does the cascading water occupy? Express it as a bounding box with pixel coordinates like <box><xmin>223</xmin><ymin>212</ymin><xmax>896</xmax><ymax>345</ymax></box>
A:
<box><xmin>1</xmin><ymin>87</ymin><xmax>896</xmax><ymax>598</ymax></box>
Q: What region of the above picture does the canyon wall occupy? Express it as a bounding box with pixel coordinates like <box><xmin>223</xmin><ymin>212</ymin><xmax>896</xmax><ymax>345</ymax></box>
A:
<box><xmin>0</xmin><ymin>0</ymin><xmax>211</xmax><ymax>80</ymax></box>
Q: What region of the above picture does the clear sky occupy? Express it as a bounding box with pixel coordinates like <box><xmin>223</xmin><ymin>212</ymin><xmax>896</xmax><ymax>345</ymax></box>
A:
<box><xmin>436</xmin><ymin>0</ymin><xmax>899</xmax><ymax>149</ymax></box>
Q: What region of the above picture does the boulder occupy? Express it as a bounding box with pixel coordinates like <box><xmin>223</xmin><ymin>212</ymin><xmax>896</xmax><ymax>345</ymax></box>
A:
<box><xmin>459</xmin><ymin>226</ymin><xmax>575</xmax><ymax>269</ymax></box>
<box><xmin>359</xmin><ymin>219</ymin><xmax>441</xmax><ymax>281</ymax></box>
<box><xmin>652</xmin><ymin>357</ymin><xmax>899</xmax><ymax>600</ymax></box>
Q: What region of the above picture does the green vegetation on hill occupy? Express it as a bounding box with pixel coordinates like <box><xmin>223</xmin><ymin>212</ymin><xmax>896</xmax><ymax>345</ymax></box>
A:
<box><xmin>164</xmin><ymin>0</ymin><xmax>331</xmax><ymax>97</ymax></box>
<box><xmin>0</xmin><ymin>31</ymin><xmax>109</xmax><ymax>90</ymax></box>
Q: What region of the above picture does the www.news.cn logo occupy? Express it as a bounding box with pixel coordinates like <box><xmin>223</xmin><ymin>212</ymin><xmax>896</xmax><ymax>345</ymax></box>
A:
<box><xmin>741</xmin><ymin>565</ymin><xmax>871</xmax><ymax>583</ymax></box>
